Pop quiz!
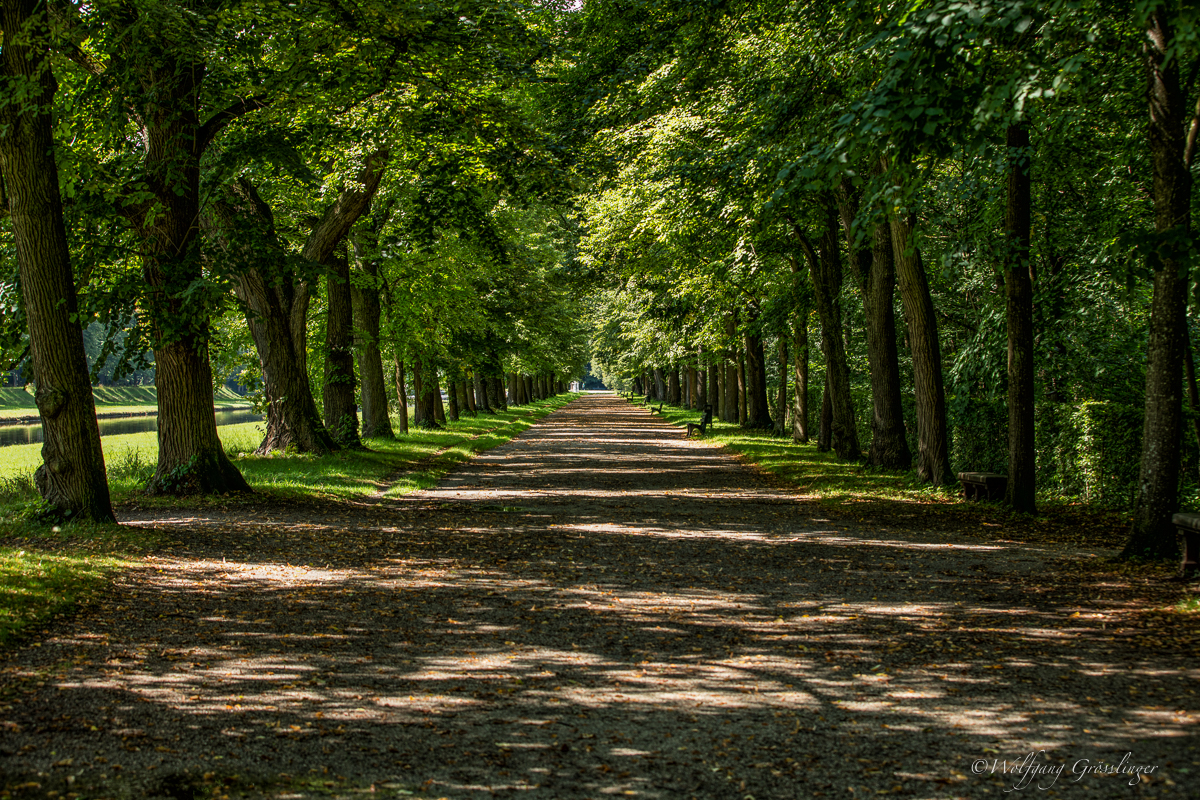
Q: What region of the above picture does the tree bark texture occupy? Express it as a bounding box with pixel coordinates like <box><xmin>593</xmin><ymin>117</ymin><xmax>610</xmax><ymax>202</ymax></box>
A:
<box><xmin>793</xmin><ymin>312</ymin><xmax>810</xmax><ymax>444</ymax></box>
<box><xmin>776</xmin><ymin>335</ymin><xmax>789</xmax><ymax>435</ymax></box>
<box><xmin>393</xmin><ymin>356</ymin><xmax>409</xmax><ymax>434</ymax></box>
<box><xmin>1004</xmin><ymin>123</ymin><xmax>1037</xmax><ymax>513</ymax></box>
<box><xmin>433</xmin><ymin>370</ymin><xmax>447</xmax><ymax>425</ymax></box>
<box><xmin>447</xmin><ymin>375</ymin><xmax>460</xmax><ymax>422</ymax></box>
<box><xmin>838</xmin><ymin>180</ymin><xmax>910</xmax><ymax>468</ymax></box>
<box><xmin>128</xmin><ymin>47</ymin><xmax>249</xmax><ymax>494</ymax></box>
<box><xmin>208</xmin><ymin>181</ymin><xmax>337</xmax><ymax>456</ymax></box>
<box><xmin>351</xmin><ymin>239</ymin><xmax>394</xmax><ymax>440</ymax></box>
<box><xmin>0</xmin><ymin>0</ymin><xmax>114</xmax><ymax>520</ymax></box>
<box><xmin>1126</xmin><ymin>7</ymin><xmax>1192</xmax><ymax>559</ymax></box>
<box><xmin>796</xmin><ymin>202</ymin><xmax>860</xmax><ymax>460</ymax></box>
<box><xmin>818</xmin><ymin>375</ymin><xmax>833</xmax><ymax>452</ymax></box>
<box><xmin>323</xmin><ymin>254</ymin><xmax>361</xmax><ymax>446</ymax></box>
<box><xmin>737</xmin><ymin>353</ymin><xmax>747</xmax><ymax>426</ymax></box>
<box><xmin>744</xmin><ymin>331</ymin><xmax>773</xmax><ymax>428</ymax></box>
<box><xmin>495</xmin><ymin>377</ymin><xmax>509</xmax><ymax>410</ymax></box>
<box><xmin>669</xmin><ymin>368</ymin><xmax>681</xmax><ymax>405</ymax></box>
<box><xmin>889</xmin><ymin>201</ymin><xmax>953</xmax><ymax>485</ymax></box>
<box><xmin>654</xmin><ymin>368</ymin><xmax>666</xmax><ymax>400</ymax></box>
<box><xmin>474</xmin><ymin>369</ymin><xmax>492</xmax><ymax>414</ymax></box>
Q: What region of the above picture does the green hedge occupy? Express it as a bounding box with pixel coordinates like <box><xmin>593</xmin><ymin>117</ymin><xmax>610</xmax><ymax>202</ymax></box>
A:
<box><xmin>949</xmin><ymin>398</ymin><xmax>1199</xmax><ymax>509</ymax></box>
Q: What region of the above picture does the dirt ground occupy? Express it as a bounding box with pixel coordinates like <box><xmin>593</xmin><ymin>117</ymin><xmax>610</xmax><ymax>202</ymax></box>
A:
<box><xmin>1</xmin><ymin>393</ymin><xmax>1197</xmax><ymax>799</ymax></box>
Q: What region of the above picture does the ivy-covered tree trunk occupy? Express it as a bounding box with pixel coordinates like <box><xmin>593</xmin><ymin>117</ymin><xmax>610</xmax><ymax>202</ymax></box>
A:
<box><xmin>793</xmin><ymin>309</ymin><xmax>810</xmax><ymax>444</ymax></box>
<box><xmin>323</xmin><ymin>254</ymin><xmax>360</xmax><ymax>446</ymax></box>
<box><xmin>1126</xmin><ymin>7</ymin><xmax>1192</xmax><ymax>560</ymax></box>
<box><xmin>1005</xmin><ymin>123</ymin><xmax>1036</xmax><ymax>513</ymax></box>
<box><xmin>393</xmin><ymin>356</ymin><xmax>409</xmax><ymax>434</ymax></box>
<box><xmin>0</xmin><ymin>0</ymin><xmax>114</xmax><ymax>520</ymax></box>
<box><xmin>889</xmin><ymin>205</ymin><xmax>952</xmax><ymax>485</ymax></box>
<box><xmin>796</xmin><ymin>203</ymin><xmax>860</xmax><ymax>460</ymax></box>
<box><xmin>131</xmin><ymin>53</ymin><xmax>250</xmax><ymax>495</ymax></box>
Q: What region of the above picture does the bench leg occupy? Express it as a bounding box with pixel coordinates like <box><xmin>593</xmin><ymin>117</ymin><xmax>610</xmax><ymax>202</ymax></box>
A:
<box><xmin>1183</xmin><ymin>531</ymin><xmax>1200</xmax><ymax>578</ymax></box>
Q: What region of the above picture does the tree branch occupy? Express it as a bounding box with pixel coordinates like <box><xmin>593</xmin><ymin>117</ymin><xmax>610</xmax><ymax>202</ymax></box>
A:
<box><xmin>198</xmin><ymin>95</ymin><xmax>272</xmax><ymax>152</ymax></box>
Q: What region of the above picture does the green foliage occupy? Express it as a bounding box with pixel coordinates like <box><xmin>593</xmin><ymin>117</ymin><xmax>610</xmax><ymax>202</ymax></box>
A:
<box><xmin>950</xmin><ymin>398</ymin><xmax>1198</xmax><ymax>508</ymax></box>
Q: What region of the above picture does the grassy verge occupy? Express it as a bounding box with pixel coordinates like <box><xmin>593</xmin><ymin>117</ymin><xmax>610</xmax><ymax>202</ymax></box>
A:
<box><xmin>636</xmin><ymin>396</ymin><xmax>1133</xmax><ymax>546</ymax></box>
<box><xmin>0</xmin><ymin>394</ymin><xmax>578</xmax><ymax>646</ymax></box>
<box><xmin>227</xmin><ymin>394</ymin><xmax>577</xmax><ymax>501</ymax></box>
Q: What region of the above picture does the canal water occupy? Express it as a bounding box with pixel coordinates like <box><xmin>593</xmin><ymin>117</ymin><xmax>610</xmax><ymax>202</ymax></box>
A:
<box><xmin>0</xmin><ymin>409</ymin><xmax>263</xmax><ymax>447</ymax></box>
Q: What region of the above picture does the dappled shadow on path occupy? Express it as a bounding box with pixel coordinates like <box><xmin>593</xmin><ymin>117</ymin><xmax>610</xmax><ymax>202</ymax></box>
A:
<box><xmin>2</xmin><ymin>395</ymin><xmax>1197</xmax><ymax>798</ymax></box>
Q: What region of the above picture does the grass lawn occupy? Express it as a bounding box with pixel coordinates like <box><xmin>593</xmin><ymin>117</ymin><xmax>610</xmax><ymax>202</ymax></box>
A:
<box><xmin>0</xmin><ymin>393</ymin><xmax>578</xmax><ymax>645</ymax></box>
<box><xmin>0</xmin><ymin>385</ymin><xmax>251</xmax><ymax>420</ymax></box>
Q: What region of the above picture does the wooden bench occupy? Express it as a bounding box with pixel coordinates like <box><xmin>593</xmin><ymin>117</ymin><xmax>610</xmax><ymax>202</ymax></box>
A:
<box><xmin>958</xmin><ymin>472</ymin><xmax>1007</xmax><ymax>501</ymax></box>
<box><xmin>649</xmin><ymin>402</ymin><xmax>664</xmax><ymax>414</ymax></box>
<box><xmin>1170</xmin><ymin>513</ymin><xmax>1200</xmax><ymax>578</ymax></box>
<box><xmin>685</xmin><ymin>404</ymin><xmax>713</xmax><ymax>438</ymax></box>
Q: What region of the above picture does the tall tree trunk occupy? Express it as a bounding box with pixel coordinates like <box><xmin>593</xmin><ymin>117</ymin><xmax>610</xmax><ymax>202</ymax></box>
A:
<box><xmin>465</xmin><ymin>375</ymin><xmax>477</xmax><ymax>415</ymax></box>
<box><xmin>737</xmin><ymin>353</ymin><xmax>747</xmax><ymax>426</ymax></box>
<box><xmin>776</xmin><ymin>335</ymin><xmax>789</xmax><ymax>435</ymax></box>
<box><xmin>1184</xmin><ymin>331</ymin><xmax>1200</xmax><ymax>479</ymax></box>
<box><xmin>131</xmin><ymin>54</ymin><xmax>249</xmax><ymax>494</ymax></box>
<box><xmin>496</xmin><ymin>376</ymin><xmax>509</xmax><ymax>410</ymax></box>
<box><xmin>0</xmin><ymin>0</ymin><xmax>114</xmax><ymax>519</ymax></box>
<box><xmin>323</xmin><ymin>254</ymin><xmax>361</xmax><ymax>446</ymax></box>
<box><xmin>818</xmin><ymin>375</ymin><xmax>833</xmax><ymax>452</ymax></box>
<box><xmin>486</xmin><ymin>375</ymin><xmax>500</xmax><ymax>412</ymax></box>
<box><xmin>433</xmin><ymin>369</ymin><xmax>447</xmax><ymax>425</ymax></box>
<box><xmin>744</xmin><ymin>330</ymin><xmax>773</xmax><ymax>428</ymax></box>
<box><xmin>887</xmin><ymin>172</ymin><xmax>952</xmax><ymax>485</ymax></box>
<box><xmin>351</xmin><ymin>241</ymin><xmax>394</xmax><ymax>440</ymax></box>
<box><xmin>1126</xmin><ymin>7</ymin><xmax>1192</xmax><ymax>559</ymax></box>
<box><xmin>1005</xmin><ymin>123</ymin><xmax>1037</xmax><ymax>512</ymax></box>
<box><xmin>458</xmin><ymin>380</ymin><xmax>472</xmax><ymax>416</ymax></box>
<box><xmin>655</xmin><ymin>368</ymin><xmax>666</xmax><ymax>400</ymax></box>
<box><xmin>708</xmin><ymin>358</ymin><xmax>720</xmax><ymax>412</ymax></box>
<box><xmin>795</xmin><ymin>201</ymin><xmax>860</xmax><ymax>460</ymax></box>
<box><xmin>447</xmin><ymin>374</ymin><xmax>460</xmax><ymax>422</ymax></box>
<box><xmin>207</xmin><ymin>181</ymin><xmax>337</xmax><ymax>456</ymax></box>
<box><xmin>793</xmin><ymin>311</ymin><xmax>810</xmax><ymax>443</ymax></box>
<box><xmin>413</xmin><ymin>358</ymin><xmax>434</xmax><ymax>428</ymax></box>
<box><xmin>474</xmin><ymin>368</ymin><xmax>492</xmax><ymax>414</ymax></box>
<box><xmin>669</xmin><ymin>368</ymin><xmax>681</xmax><ymax>405</ymax></box>
<box><xmin>838</xmin><ymin>180</ymin><xmax>910</xmax><ymax>468</ymax></box>
<box><xmin>393</xmin><ymin>356</ymin><xmax>409</xmax><ymax>434</ymax></box>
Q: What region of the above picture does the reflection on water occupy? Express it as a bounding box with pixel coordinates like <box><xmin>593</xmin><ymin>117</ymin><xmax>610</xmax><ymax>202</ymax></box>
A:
<box><xmin>0</xmin><ymin>409</ymin><xmax>263</xmax><ymax>448</ymax></box>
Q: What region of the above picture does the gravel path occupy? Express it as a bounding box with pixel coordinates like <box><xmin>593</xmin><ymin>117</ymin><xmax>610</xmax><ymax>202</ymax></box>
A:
<box><xmin>1</xmin><ymin>393</ymin><xmax>1196</xmax><ymax>798</ymax></box>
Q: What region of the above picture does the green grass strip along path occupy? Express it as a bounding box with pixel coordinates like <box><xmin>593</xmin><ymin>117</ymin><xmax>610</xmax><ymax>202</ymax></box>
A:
<box><xmin>0</xmin><ymin>393</ymin><xmax>577</xmax><ymax>645</ymax></box>
<box><xmin>641</xmin><ymin>397</ymin><xmax>958</xmax><ymax>504</ymax></box>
